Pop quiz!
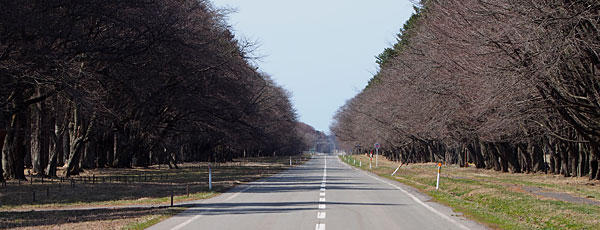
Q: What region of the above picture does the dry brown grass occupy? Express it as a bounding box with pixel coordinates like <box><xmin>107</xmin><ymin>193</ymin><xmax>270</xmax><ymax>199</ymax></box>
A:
<box><xmin>0</xmin><ymin>156</ymin><xmax>308</xmax><ymax>229</ymax></box>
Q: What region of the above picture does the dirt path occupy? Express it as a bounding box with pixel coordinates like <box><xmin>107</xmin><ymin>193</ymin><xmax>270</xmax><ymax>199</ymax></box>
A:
<box><xmin>518</xmin><ymin>185</ymin><xmax>600</xmax><ymax>205</ymax></box>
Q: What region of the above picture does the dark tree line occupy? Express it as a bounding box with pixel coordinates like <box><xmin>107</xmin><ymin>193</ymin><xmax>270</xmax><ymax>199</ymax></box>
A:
<box><xmin>1</xmin><ymin>0</ymin><xmax>310</xmax><ymax>180</ymax></box>
<box><xmin>332</xmin><ymin>0</ymin><xmax>600</xmax><ymax>179</ymax></box>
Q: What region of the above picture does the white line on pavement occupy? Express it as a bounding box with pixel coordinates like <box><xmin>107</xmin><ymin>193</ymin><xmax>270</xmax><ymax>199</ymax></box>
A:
<box><xmin>315</xmin><ymin>223</ymin><xmax>326</xmax><ymax>230</ymax></box>
<box><xmin>170</xmin><ymin>180</ymin><xmax>265</xmax><ymax>230</ymax></box>
<box><xmin>224</xmin><ymin>183</ymin><xmax>257</xmax><ymax>201</ymax></box>
<box><xmin>170</xmin><ymin>213</ymin><xmax>204</xmax><ymax>230</ymax></box>
<box><xmin>362</xmin><ymin>172</ymin><xmax>471</xmax><ymax>230</ymax></box>
<box><xmin>317</xmin><ymin>212</ymin><xmax>326</xmax><ymax>219</ymax></box>
<box><xmin>316</xmin><ymin>156</ymin><xmax>327</xmax><ymax>230</ymax></box>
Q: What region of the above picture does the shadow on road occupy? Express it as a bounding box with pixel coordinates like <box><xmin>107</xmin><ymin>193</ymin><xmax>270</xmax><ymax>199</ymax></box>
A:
<box><xmin>176</xmin><ymin>201</ymin><xmax>405</xmax><ymax>216</ymax></box>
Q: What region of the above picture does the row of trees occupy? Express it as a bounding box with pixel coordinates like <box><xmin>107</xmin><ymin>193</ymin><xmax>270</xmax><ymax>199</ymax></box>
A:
<box><xmin>332</xmin><ymin>0</ymin><xmax>600</xmax><ymax>179</ymax></box>
<box><xmin>1</xmin><ymin>0</ymin><xmax>312</xmax><ymax>181</ymax></box>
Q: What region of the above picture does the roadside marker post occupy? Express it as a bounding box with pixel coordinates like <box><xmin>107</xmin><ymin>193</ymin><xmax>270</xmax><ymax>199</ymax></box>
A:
<box><xmin>208</xmin><ymin>164</ymin><xmax>213</xmax><ymax>190</ymax></box>
<box><xmin>374</xmin><ymin>143</ymin><xmax>380</xmax><ymax>168</ymax></box>
<box><xmin>289</xmin><ymin>156</ymin><xmax>292</xmax><ymax>166</ymax></box>
<box><xmin>359</xmin><ymin>161</ymin><xmax>362</xmax><ymax>167</ymax></box>
<box><xmin>391</xmin><ymin>163</ymin><xmax>403</xmax><ymax>176</ymax></box>
<box><xmin>436</xmin><ymin>163</ymin><xmax>442</xmax><ymax>190</ymax></box>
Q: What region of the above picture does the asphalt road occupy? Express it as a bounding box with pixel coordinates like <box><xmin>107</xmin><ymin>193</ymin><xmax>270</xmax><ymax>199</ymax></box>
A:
<box><xmin>149</xmin><ymin>155</ymin><xmax>486</xmax><ymax>230</ymax></box>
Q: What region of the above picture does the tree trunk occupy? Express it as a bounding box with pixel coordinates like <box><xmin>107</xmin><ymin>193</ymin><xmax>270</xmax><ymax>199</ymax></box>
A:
<box><xmin>530</xmin><ymin>141</ymin><xmax>545</xmax><ymax>172</ymax></box>
<box><xmin>2</xmin><ymin>115</ymin><xmax>27</xmax><ymax>179</ymax></box>
<box><xmin>2</xmin><ymin>92</ymin><xmax>27</xmax><ymax>180</ymax></box>
<box><xmin>590</xmin><ymin>146</ymin><xmax>599</xmax><ymax>180</ymax></box>
<box><xmin>559</xmin><ymin>143</ymin><xmax>570</xmax><ymax>177</ymax></box>
<box><xmin>517</xmin><ymin>143</ymin><xmax>531</xmax><ymax>173</ymax></box>
<box><xmin>64</xmin><ymin>108</ymin><xmax>95</xmax><ymax>177</ymax></box>
<box><xmin>468</xmin><ymin>142</ymin><xmax>485</xmax><ymax>168</ymax></box>
<box><xmin>0</xmin><ymin>129</ymin><xmax>5</xmax><ymax>182</ymax></box>
<box><xmin>62</xmin><ymin>129</ymin><xmax>70</xmax><ymax>166</ymax></box>
<box><xmin>45</xmin><ymin>119</ymin><xmax>59</xmax><ymax>177</ymax></box>
<box><xmin>30</xmin><ymin>88</ymin><xmax>44</xmax><ymax>175</ymax></box>
<box><xmin>112</xmin><ymin>131</ymin><xmax>118</xmax><ymax>166</ymax></box>
<box><xmin>492</xmin><ymin>143</ymin><xmax>509</xmax><ymax>172</ymax></box>
<box><xmin>65</xmin><ymin>136</ymin><xmax>84</xmax><ymax>177</ymax></box>
<box><xmin>578</xmin><ymin>143</ymin><xmax>588</xmax><ymax>177</ymax></box>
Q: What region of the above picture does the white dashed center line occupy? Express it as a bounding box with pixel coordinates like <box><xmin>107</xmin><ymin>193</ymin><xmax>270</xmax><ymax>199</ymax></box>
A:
<box><xmin>317</xmin><ymin>212</ymin><xmax>326</xmax><ymax>219</ymax></box>
<box><xmin>315</xmin><ymin>223</ymin><xmax>326</xmax><ymax>230</ymax></box>
<box><xmin>316</xmin><ymin>156</ymin><xmax>327</xmax><ymax>230</ymax></box>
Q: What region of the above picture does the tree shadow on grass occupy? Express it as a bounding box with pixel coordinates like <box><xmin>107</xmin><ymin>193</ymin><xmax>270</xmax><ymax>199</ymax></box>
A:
<box><xmin>0</xmin><ymin>206</ymin><xmax>173</xmax><ymax>229</ymax></box>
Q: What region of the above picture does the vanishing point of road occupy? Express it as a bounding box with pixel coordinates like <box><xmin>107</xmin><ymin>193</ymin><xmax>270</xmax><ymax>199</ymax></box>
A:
<box><xmin>149</xmin><ymin>155</ymin><xmax>486</xmax><ymax>230</ymax></box>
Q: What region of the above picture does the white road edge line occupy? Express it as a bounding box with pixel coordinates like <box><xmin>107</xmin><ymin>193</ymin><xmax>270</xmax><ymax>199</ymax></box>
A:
<box><xmin>360</xmin><ymin>168</ymin><xmax>471</xmax><ymax>230</ymax></box>
<box><xmin>224</xmin><ymin>183</ymin><xmax>257</xmax><ymax>201</ymax></box>
<box><xmin>170</xmin><ymin>213</ymin><xmax>204</xmax><ymax>230</ymax></box>
<box><xmin>171</xmin><ymin>181</ymin><xmax>261</xmax><ymax>230</ymax></box>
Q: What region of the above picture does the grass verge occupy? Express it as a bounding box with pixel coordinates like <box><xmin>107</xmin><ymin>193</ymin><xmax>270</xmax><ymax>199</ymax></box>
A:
<box><xmin>340</xmin><ymin>155</ymin><xmax>600</xmax><ymax>230</ymax></box>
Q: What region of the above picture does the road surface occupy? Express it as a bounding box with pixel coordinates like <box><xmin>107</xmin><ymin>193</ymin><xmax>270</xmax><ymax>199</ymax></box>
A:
<box><xmin>149</xmin><ymin>155</ymin><xmax>486</xmax><ymax>230</ymax></box>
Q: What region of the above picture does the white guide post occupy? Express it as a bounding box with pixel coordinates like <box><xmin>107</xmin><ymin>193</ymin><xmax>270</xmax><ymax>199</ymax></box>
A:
<box><xmin>209</xmin><ymin>163</ymin><xmax>213</xmax><ymax>190</ymax></box>
<box><xmin>436</xmin><ymin>163</ymin><xmax>441</xmax><ymax>190</ymax></box>
<box><xmin>374</xmin><ymin>142</ymin><xmax>380</xmax><ymax>168</ymax></box>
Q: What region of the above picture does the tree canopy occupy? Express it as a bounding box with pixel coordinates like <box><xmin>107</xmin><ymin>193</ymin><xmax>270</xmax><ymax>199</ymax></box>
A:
<box><xmin>332</xmin><ymin>0</ymin><xmax>600</xmax><ymax>179</ymax></box>
<box><xmin>1</xmin><ymin>0</ymin><xmax>313</xmax><ymax>180</ymax></box>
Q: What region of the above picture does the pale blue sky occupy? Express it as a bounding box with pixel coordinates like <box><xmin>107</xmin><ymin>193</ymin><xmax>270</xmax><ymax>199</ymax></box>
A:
<box><xmin>210</xmin><ymin>0</ymin><xmax>414</xmax><ymax>133</ymax></box>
